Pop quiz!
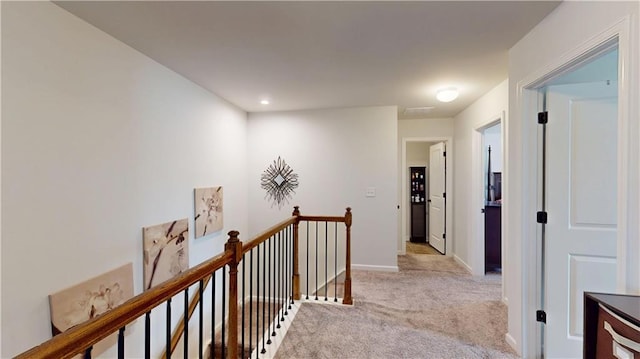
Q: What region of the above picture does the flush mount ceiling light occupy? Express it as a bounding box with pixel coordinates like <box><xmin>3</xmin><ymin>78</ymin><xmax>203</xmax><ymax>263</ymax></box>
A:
<box><xmin>260</xmin><ymin>99</ymin><xmax>270</xmax><ymax>105</ymax></box>
<box><xmin>436</xmin><ymin>87</ymin><xmax>459</xmax><ymax>103</ymax></box>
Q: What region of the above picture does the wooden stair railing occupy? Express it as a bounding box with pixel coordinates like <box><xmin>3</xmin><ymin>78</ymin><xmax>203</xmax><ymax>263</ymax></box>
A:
<box><xmin>14</xmin><ymin>206</ymin><xmax>352</xmax><ymax>359</ymax></box>
<box><xmin>297</xmin><ymin>207</ymin><xmax>352</xmax><ymax>305</ymax></box>
<box><xmin>14</xmin><ymin>238</ymin><xmax>238</xmax><ymax>359</ymax></box>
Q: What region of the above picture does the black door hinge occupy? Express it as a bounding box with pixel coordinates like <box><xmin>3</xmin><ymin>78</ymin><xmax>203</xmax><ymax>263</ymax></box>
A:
<box><xmin>536</xmin><ymin>310</ymin><xmax>546</xmax><ymax>323</ymax></box>
<box><xmin>443</xmin><ymin>151</ymin><xmax>446</xmax><ymax>157</ymax></box>
<box><xmin>443</xmin><ymin>192</ymin><xmax>446</xmax><ymax>199</ymax></box>
<box><xmin>442</xmin><ymin>233</ymin><xmax>446</xmax><ymax>239</ymax></box>
<box><xmin>538</xmin><ymin>111</ymin><xmax>548</xmax><ymax>124</ymax></box>
<box><xmin>537</xmin><ymin>211</ymin><xmax>548</xmax><ymax>224</ymax></box>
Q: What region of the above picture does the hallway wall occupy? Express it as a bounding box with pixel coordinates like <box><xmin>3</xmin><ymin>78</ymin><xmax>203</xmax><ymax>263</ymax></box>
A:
<box><xmin>452</xmin><ymin>79</ymin><xmax>508</xmax><ymax>274</ymax></box>
<box><xmin>1</xmin><ymin>2</ymin><xmax>249</xmax><ymax>356</ymax></box>
<box><xmin>248</xmin><ymin>106</ymin><xmax>399</xmax><ymax>271</ymax></box>
<box><xmin>507</xmin><ymin>1</ymin><xmax>639</xmax><ymax>355</ymax></box>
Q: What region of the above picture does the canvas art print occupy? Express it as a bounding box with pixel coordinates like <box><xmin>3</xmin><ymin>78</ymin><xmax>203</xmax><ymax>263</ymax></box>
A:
<box><xmin>194</xmin><ymin>186</ymin><xmax>223</xmax><ymax>238</ymax></box>
<box><xmin>49</xmin><ymin>263</ymin><xmax>134</xmax><ymax>357</ymax></box>
<box><xmin>143</xmin><ymin>218</ymin><xmax>189</xmax><ymax>290</ymax></box>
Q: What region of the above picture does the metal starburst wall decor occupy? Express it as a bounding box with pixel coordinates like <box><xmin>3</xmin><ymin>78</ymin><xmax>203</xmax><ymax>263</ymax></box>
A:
<box><xmin>261</xmin><ymin>156</ymin><xmax>299</xmax><ymax>209</ymax></box>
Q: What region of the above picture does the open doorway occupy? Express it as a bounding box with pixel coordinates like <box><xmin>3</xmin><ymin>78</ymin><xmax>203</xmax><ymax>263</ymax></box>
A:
<box><xmin>483</xmin><ymin>122</ymin><xmax>503</xmax><ymax>273</ymax></box>
<box><xmin>400</xmin><ymin>137</ymin><xmax>453</xmax><ymax>256</ymax></box>
<box><xmin>472</xmin><ymin>114</ymin><xmax>505</xmax><ymax>276</ymax></box>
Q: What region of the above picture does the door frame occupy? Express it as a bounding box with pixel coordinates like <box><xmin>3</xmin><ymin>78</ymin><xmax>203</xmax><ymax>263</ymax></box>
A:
<box><xmin>515</xmin><ymin>16</ymin><xmax>634</xmax><ymax>357</ymax></box>
<box><xmin>471</xmin><ymin>113</ymin><xmax>504</xmax><ymax>278</ymax></box>
<box><xmin>400</xmin><ymin>136</ymin><xmax>453</xmax><ymax>256</ymax></box>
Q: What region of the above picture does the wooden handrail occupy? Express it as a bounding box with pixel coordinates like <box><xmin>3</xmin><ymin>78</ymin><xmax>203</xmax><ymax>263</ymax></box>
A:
<box><xmin>292</xmin><ymin>206</ymin><xmax>301</xmax><ymax>300</ymax></box>
<box><xmin>15</xmin><ymin>249</ymin><xmax>234</xmax><ymax>359</ymax></box>
<box><xmin>15</xmin><ymin>208</ymin><xmax>352</xmax><ymax>359</ymax></box>
<box><xmin>296</xmin><ymin>207</ymin><xmax>353</xmax><ymax>305</ymax></box>
<box><xmin>343</xmin><ymin>207</ymin><xmax>353</xmax><ymax>305</ymax></box>
<box><xmin>224</xmin><ymin>231</ymin><xmax>242</xmax><ymax>359</ymax></box>
<box><xmin>298</xmin><ymin>215</ymin><xmax>346</xmax><ymax>222</ymax></box>
<box><xmin>241</xmin><ymin>216</ymin><xmax>297</xmax><ymax>254</ymax></box>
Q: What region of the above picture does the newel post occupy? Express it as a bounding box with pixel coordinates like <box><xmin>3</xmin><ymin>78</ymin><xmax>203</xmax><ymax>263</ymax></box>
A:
<box><xmin>292</xmin><ymin>206</ymin><xmax>301</xmax><ymax>300</ymax></box>
<box><xmin>343</xmin><ymin>207</ymin><xmax>353</xmax><ymax>305</ymax></box>
<box><xmin>225</xmin><ymin>231</ymin><xmax>242</xmax><ymax>359</ymax></box>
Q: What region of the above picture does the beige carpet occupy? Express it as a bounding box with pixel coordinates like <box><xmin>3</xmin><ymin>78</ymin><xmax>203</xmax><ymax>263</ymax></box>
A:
<box><xmin>274</xmin><ymin>254</ymin><xmax>518</xmax><ymax>359</ymax></box>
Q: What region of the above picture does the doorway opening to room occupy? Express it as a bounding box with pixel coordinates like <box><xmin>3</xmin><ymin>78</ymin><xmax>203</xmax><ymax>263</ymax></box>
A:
<box><xmin>400</xmin><ymin>137</ymin><xmax>452</xmax><ymax>257</ymax></box>
<box><xmin>472</xmin><ymin>119</ymin><xmax>504</xmax><ymax>275</ymax></box>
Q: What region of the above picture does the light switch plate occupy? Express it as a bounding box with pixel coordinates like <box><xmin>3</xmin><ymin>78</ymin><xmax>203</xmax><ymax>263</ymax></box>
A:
<box><xmin>366</xmin><ymin>187</ymin><xmax>376</xmax><ymax>197</ymax></box>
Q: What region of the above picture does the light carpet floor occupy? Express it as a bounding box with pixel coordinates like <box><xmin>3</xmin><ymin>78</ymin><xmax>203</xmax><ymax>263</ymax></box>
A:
<box><xmin>274</xmin><ymin>254</ymin><xmax>518</xmax><ymax>359</ymax></box>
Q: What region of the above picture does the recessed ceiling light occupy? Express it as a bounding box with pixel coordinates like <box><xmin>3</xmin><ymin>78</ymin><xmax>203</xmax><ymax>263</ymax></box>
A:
<box><xmin>436</xmin><ymin>88</ymin><xmax>459</xmax><ymax>103</ymax></box>
<box><xmin>260</xmin><ymin>99</ymin><xmax>270</xmax><ymax>105</ymax></box>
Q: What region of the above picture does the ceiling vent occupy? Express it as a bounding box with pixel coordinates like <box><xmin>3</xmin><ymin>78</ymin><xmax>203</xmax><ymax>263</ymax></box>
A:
<box><xmin>403</xmin><ymin>106</ymin><xmax>435</xmax><ymax>115</ymax></box>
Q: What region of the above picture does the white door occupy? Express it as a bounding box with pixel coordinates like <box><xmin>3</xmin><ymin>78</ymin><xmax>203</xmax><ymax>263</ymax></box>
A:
<box><xmin>544</xmin><ymin>81</ymin><xmax>618</xmax><ymax>358</ymax></box>
<box><xmin>429</xmin><ymin>142</ymin><xmax>446</xmax><ymax>254</ymax></box>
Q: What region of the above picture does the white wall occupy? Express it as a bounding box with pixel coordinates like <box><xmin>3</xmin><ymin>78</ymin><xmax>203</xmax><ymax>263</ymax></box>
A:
<box><xmin>248</xmin><ymin>106</ymin><xmax>398</xmax><ymax>271</ymax></box>
<box><xmin>1</xmin><ymin>2</ymin><xmax>248</xmax><ymax>357</ymax></box>
<box><xmin>507</xmin><ymin>1</ymin><xmax>639</xmax><ymax>356</ymax></box>
<box><xmin>452</xmin><ymin>80</ymin><xmax>507</xmax><ymax>273</ymax></box>
<box><xmin>398</xmin><ymin>118</ymin><xmax>454</xmax><ymax>138</ymax></box>
<box><xmin>406</xmin><ymin>142</ymin><xmax>431</xmax><ymax>167</ymax></box>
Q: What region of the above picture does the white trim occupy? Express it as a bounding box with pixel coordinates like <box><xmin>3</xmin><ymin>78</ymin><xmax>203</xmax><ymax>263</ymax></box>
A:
<box><xmin>351</xmin><ymin>264</ymin><xmax>399</xmax><ymax>272</ymax></box>
<box><xmin>249</xmin><ymin>300</ymin><xmax>300</xmax><ymax>359</ymax></box>
<box><xmin>453</xmin><ymin>254</ymin><xmax>472</xmax><ymax>274</ymax></box>
<box><xmin>505</xmin><ymin>333</ymin><xmax>518</xmax><ymax>353</ymax></box>
<box><xmin>516</xmin><ymin>15</ymin><xmax>634</xmax><ymax>358</ymax></box>
<box><xmin>400</xmin><ymin>136</ymin><xmax>454</xmax><ymax>257</ymax></box>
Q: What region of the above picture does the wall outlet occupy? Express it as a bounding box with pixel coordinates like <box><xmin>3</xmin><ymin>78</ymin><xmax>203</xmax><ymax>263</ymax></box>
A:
<box><xmin>366</xmin><ymin>187</ymin><xmax>376</xmax><ymax>197</ymax></box>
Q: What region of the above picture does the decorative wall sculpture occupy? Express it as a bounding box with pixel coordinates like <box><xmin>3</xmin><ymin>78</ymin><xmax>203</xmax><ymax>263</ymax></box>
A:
<box><xmin>194</xmin><ymin>186</ymin><xmax>223</xmax><ymax>238</ymax></box>
<box><xmin>143</xmin><ymin>218</ymin><xmax>189</xmax><ymax>290</ymax></box>
<box><xmin>49</xmin><ymin>263</ymin><xmax>134</xmax><ymax>356</ymax></box>
<box><xmin>261</xmin><ymin>156</ymin><xmax>299</xmax><ymax>209</ymax></box>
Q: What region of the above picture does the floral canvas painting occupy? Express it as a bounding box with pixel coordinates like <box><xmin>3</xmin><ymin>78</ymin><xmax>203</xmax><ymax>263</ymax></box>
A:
<box><xmin>49</xmin><ymin>263</ymin><xmax>134</xmax><ymax>357</ymax></box>
<box><xmin>143</xmin><ymin>218</ymin><xmax>189</xmax><ymax>290</ymax></box>
<box><xmin>194</xmin><ymin>186</ymin><xmax>223</xmax><ymax>238</ymax></box>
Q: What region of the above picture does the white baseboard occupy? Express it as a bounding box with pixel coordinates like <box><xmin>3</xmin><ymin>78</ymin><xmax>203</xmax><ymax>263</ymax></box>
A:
<box><xmin>453</xmin><ymin>254</ymin><xmax>472</xmax><ymax>274</ymax></box>
<box><xmin>248</xmin><ymin>301</ymin><xmax>300</xmax><ymax>359</ymax></box>
<box><xmin>352</xmin><ymin>264</ymin><xmax>399</xmax><ymax>272</ymax></box>
<box><xmin>505</xmin><ymin>333</ymin><xmax>518</xmax><ymax>354</ymax></box>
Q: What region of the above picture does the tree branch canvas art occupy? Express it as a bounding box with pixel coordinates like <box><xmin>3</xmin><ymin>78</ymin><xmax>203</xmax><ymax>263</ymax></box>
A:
<box><xmin>143</xmin><ymin>218</ymin><xmax>189</xmax><ymax>290</ymax></box>
<box><xmin>194</xmin><ymin>186</ymin><xmax>223</xmax><ymax>238</ymax></box>
<box><xmin>261</xmin><ymin>156</ymin><xmax>299</xmax><ymax>209</ymax></box>
<box><xmin>48</xmin><ymin>263</ymin><xmax>134</xmax><ymax>357</ymax></box>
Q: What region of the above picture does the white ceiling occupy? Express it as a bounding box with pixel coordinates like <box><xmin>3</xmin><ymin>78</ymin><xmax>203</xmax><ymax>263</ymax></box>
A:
<box><xmin>55</xmin><ymin>1</ymin><xmax>561</xmax><ymax>119</ymax></box>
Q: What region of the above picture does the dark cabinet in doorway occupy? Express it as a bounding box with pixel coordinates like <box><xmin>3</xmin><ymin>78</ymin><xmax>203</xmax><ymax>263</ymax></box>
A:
<box><xmin>410</xmin><ymin>167</ymin><xmax>426</xmax><ymax>243</ymax></box>
<box><xmin>484</xmin><ymin>203</ymin><xmax>501</xmax><ymax>272</ymax></box>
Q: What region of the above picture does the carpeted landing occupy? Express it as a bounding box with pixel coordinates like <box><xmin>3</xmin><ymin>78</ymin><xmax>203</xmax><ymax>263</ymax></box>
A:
<box><xmin>274</xmin><ymin>254</ymin><xmax>518</xmax><ymax>359</ymax></box>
